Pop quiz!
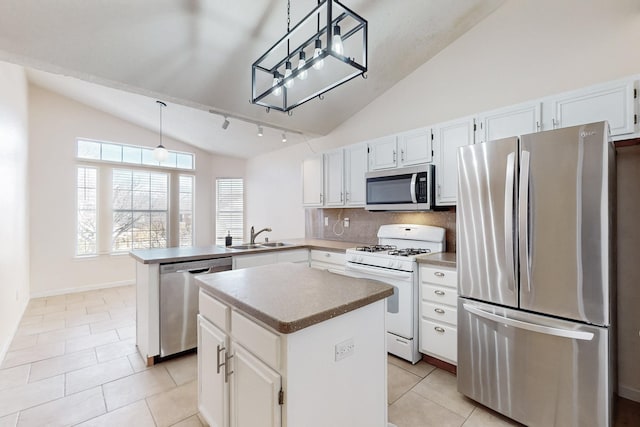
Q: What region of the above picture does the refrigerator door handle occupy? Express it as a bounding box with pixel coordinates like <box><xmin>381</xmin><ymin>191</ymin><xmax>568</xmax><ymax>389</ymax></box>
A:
<box><xmin>504</xmin><ymin>152</ymin><xmax>516</xmax><ymax>290</ymax></box>
<box><xmin>463</xmin><ymin>303</ymin><xmax>594</xmax><ymax>341</ymax></box>
<box><xmin>519</xmin><ymin>150</ymin><xmax>531</xmax><ymax>292</ymax></box>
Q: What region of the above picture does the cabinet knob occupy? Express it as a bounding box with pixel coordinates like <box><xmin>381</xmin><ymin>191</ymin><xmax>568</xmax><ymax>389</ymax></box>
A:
<box><xmin>434</xmin><ymin>308</ymin><xmax>445</xmax><ymax>314</ymax></box>
<box><xmin>434</xmin><ymin>326</ymin><xmax>445</xmax><ymax>333</ymax></box>
<box><xmin>434</xmin><ymin>272</ymin><xmax>445</xmax><ymax>277</ymax></box>
<box><xmin>434</xmin><ymin>290</ymin><xmax>445</xmax><ymax>296</ymax></box>
<box><xmin>325</xmin><ymin>253</ymin><xmax>331</xmax><ymax>258</ymax></box>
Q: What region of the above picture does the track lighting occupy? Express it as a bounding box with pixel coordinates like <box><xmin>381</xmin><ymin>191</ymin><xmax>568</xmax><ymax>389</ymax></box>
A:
<box><xmin>222</xmin><ymin>117</ymin><xmax>230</xmax><ymax>130</ymax></box>
<box><xmin>257</xmin><ymin>125</ymin><xmax>264</xmax><ymax>137</ymax></box>
<box><xmin>282</xmin><ymin>133</ymin><xmax>287</xmax><ymax>143</ymax></box>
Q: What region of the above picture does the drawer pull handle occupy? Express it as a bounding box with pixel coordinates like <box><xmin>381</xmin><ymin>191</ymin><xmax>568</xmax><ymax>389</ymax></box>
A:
<box><xmin>224</xmin><ymin>352</ymin><xmax>234</xmax><ymax>383</ymax></box>
<box><xmin>216</xmin><ymin>345</ymin><xmax>226</xmax><ymax>374</ymax></box>
<box><xmin>434</xmin><ymin>290</ymin><xmax>446</xmax><ymax>296</ymax></box>
<box><xmin>325</xmin><ymin>253</ymin><xmax>331</xmax><ymax>257</ymax></box>
<box><xmin>434</xmin><ymin>308</ymin><xmax>445</xmax><ymax>314</ymax></box>
<box><xmin>434</xmin><ymin>326</ymin><xmax>445</xmax><ymax>333</ymax></box>
<box><xmin>434</xmin><ymin>272</ymin><xmax>445</xmax><ymax>277</ymax></box>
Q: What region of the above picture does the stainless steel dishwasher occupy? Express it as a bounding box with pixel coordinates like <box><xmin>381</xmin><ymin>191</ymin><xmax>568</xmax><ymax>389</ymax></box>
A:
<box><xmin>159</xmin><ymin>257</ymin><xmax>232</xmax><ymax>358</ymax></box>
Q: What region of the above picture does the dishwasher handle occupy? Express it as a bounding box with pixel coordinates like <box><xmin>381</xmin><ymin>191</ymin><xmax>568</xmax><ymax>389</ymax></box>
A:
<box><xmin>176</xmin><ymin>267</ymin><xmax>211</xmax><ymax>274</ymax></box>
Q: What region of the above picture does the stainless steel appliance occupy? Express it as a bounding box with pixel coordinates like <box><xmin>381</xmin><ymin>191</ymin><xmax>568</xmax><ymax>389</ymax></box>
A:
<box><xmin>457</xmin><ymin>122</ymin><xmax>615</xmax><ymax>426</ymax></box>
<box><xmin>365</xmin><ymin>165</ymin><xmax>435</xmax><ymax>211</ymax></box>
<box><xmin>159</xmin><ymin>257</ymin><xmax>232</xmax><ymax>358</ymax></box>
<box><xmin>345</xmin><ymin>224</ymin><xmax>445</xmax><ymax>363</ymax></box>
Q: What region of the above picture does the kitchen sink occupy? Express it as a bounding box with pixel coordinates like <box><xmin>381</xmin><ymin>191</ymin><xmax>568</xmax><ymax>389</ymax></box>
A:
<box><xmin>228</xmin><ymin>244</ymin><xmax>263</xmax><ymax>250</ymax></box>
<box><xmin>259</xmin><ymin>242</ymin><xmax>291</xmax><ymax>247</ymax></box>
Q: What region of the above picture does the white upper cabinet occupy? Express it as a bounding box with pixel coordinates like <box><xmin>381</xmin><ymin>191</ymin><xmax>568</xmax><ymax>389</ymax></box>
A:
<box><xmin>324</xmin><ymin>149</ymin><xmax>345</xmax><ymax>206</ymax></box>
<box><xmin>397</xmin><ymin>127</ymin><xmax>433</xmax><ymax>166</ymax></box>
<box><xmin>432</xmin><ymin>116</ymin><xmax>475</xmax><ymax>206</ymax></box>
<box><xmin>367</xmin><ymin>135</ymin><xmax>398</xmax><ymax>170</ymax></box>
<box><xmin>344</xmin><ymin>143</ymin><xmax>368</xmax><ymax>207</ymax></box>
<box><xmin>302</xmin><ymin>155</ymin><xmax>324</xmax><ymax>207</ymax></box>
<box><xmin>542</xmin><ymin>78</ymin><xmax>636</xmax><ymax>136</ymax></box>
<box><xmin>476</xmin><ymin>102</ymin><xmax>542</xmax><ymax>144</ymax></box>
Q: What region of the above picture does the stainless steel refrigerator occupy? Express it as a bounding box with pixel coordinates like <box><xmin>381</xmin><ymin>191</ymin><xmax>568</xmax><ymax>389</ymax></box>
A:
<box><xmin>456</xmin><ymin>121</ymin><xmax>615</xmax><ymax>427</ymax></box>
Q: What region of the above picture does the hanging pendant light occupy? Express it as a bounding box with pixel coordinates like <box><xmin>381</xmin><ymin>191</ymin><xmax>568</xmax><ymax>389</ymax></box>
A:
<box><xmin>251</xmin><ymin>0</ymin><xmax>367</xmax><ymax>113</ymax></box>
<box><xmin>153</xmin><ymin>101</ymin><xmax>168</xmax><ymax>162</ymax></box>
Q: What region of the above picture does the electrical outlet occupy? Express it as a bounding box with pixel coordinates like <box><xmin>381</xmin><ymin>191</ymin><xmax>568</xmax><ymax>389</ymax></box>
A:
<box><xmin>335</xmin><ymin>338</ymin><xmax>355</xmax><ymax>361</ymax></box>
<box><xmin>343</xmin><ymin>217</ymin><xmax>350</xmax><ymax>228</ymax></box>
<box><xmin>324</xmin><ymin>216</ymin><xmax>329</xmax><ymax>226</ymax></box>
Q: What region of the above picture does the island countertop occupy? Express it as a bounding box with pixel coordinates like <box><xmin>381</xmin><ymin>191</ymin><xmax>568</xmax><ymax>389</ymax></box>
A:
<box><xmin>129</xmin><ymin>238</ymin><xmax>366</xmax><ymax>264</ymax></box>
<box><xmin>196</xmin><ymin>263</ymin><xmax>393</xmax><ymax>334</ymax></box>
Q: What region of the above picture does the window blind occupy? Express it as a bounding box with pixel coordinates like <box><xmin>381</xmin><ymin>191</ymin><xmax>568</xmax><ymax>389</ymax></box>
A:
<box><xmin>216</xmin><ymin>178</ymin><xmax>244</xmax><ymax>244</ymax></box>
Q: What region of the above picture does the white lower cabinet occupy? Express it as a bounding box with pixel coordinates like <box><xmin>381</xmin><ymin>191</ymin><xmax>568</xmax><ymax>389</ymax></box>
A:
<box><xmin>232</xmin><ymin>249</ymin><xmax>308</xmax><ymax>270</ymax></box>
<box><xmin>309</xmin><ymin>249</ymin><xmax>345</xmax><ymax>272</ymax></box>
<box><xmin>198</xmin><ymin>291</ymin><xmax>281</xmax><ymax>427</ymax></box>
<box><xmin>419</xmin><ymin>265</ymin><xmax>457</xmax><ymax>365</ymax></box>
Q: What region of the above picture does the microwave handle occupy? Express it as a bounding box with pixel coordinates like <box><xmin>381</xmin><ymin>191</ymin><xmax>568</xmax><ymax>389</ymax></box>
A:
<box><xmin>410</xmin><ymin>173</ymin><xmax>417</xmax><ymax>203</ymax></box>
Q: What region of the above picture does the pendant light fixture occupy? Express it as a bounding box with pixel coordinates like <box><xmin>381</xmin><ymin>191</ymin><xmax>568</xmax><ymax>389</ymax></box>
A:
<box><xmin>153</xmin><ymin>101</ymin><xmax>168</xmax><ymax>162</ymax></box>
<box><xmin>251</xmin><ymin>0</ymin><xmax>367</xmax><ymax>113</ymax></box>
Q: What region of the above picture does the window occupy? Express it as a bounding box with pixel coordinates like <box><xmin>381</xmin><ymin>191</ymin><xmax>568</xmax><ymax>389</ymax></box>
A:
<box><xmin>112</xmin><ymin>169</ymin><xmax>169</xmax><ymax>252</ymax></box>
<box><xmin>179</xmin><ymin>175</ymin><xmax>194</xmax><ymax>247</ymax></box>
<box><xmin>216</xmin><ymin>178</ymin><xmax>244</xmax><ymax>244</ymax></box>
<box><xmin>77</xmin><ymin>139</ymin><xmax>194</xmax><ymax>170</ymax></box>
<box><xmin>76</xmin><ymin>167</ymin><xmax>97</xmax><ymax>255</ymax></box>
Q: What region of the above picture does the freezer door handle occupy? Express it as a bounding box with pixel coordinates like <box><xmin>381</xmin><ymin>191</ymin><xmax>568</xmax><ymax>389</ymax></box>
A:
<box><xmin>519</xmin><ymin>150</ymin><xmax>532</xmax><ymax>292</ymax></box>
<box><xmin>463</xmin><ymin>303</ymin><xmax>594</xmax><ymax>341</ymax></box>
<box><xmin>504</xmin><ymin>152</ymin><xmax>516</xmax><ymax>290</ymax></box>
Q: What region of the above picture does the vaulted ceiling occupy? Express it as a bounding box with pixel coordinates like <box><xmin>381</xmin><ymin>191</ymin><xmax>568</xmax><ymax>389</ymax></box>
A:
<box><xmin>0</xmin><ymin>0</ymin><xmax>504</xmax><ymax>158</ymax></box>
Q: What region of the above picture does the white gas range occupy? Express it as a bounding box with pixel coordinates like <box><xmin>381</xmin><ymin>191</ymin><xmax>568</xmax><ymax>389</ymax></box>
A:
<box><xmin>345</xmin><ymin>224</ymin><xmax>446</xmax><ymax>364</ymax></box>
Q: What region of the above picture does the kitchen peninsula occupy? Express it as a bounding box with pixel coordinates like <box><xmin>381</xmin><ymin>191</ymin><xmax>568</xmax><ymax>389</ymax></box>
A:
<box><xmin>196</xmin><ymin>263</ymin><xmax>393</xmax><ymax>427</ymax></box>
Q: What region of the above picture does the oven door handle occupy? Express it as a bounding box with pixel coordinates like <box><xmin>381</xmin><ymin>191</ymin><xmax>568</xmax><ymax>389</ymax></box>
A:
<box><xmin>346</xmin><ymin>263</ymin><xmax>413</xmax><ymax>280</ymax></box>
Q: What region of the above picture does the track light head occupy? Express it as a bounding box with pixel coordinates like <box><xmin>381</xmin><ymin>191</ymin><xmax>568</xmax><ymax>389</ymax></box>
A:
<box><xmin>282</xmin><ymin>133</ymin><xmax>287</xmax><ymax>143</ymax></box>
<box><xmin>222</xmin><ymin>117</ymin><xmax>230</xmax><ymax>130</ymax></box>
<box><xmin>257</xmin><ymin>125</ymin><xmax>264</xmax><ymax>137</ymax></box>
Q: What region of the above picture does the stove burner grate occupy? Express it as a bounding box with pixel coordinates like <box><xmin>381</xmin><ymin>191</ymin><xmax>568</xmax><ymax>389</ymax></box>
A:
<box><xmin>355</xmin><ymin>244</ymin><xmax>397</xmax><ymax>253</ymax></box>
<box><xmin>388</xmin><ymin>248</ymin><xmax>432</xmax><ymax>257</ymax></box>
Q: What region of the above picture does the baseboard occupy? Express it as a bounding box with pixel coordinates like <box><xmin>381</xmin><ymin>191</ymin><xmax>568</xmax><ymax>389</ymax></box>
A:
<box><xmin>421</xmin><ymin>354</ymin><xmax>457</xmax><ymax>375</ymax></box>
<box><xmin>619</xmin><ymin>384</ymin><xmax>640</xmax><ymax>403</ymax></box>
<box><xmin>30</xmin><ymin>279</ymin><xmax>135</xmax><ymax>299</ymax></box>
<box><xmin>0</xmin><ymin>298</ymin><xmax>28</xmax><ymax>366</ymax></box>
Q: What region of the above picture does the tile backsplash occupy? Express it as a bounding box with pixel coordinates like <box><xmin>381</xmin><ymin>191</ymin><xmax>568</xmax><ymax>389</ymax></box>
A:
<box><xmin>305</xmin><ymin>207</ymin><xmax>456</xmax><ymax>252</ymax></box>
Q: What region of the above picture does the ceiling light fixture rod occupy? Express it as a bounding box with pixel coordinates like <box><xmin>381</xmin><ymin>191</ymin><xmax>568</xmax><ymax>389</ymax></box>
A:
<box><xmin>207</xmin><ymin>109</ymin><xmax>304</xmax><ymax>136</ymax></box>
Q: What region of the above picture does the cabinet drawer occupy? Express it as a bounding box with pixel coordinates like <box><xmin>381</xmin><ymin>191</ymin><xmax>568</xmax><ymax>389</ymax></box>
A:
<box><xmin>422</xmin><ymin>283</ymin><xmax>457</xmax><ymax>306</ymax></box>
<box><xmin>277</xmin><ymin>249</ymin><xmax>309</xmax><ymax>263</ymax></box>
<box><xmin>310</xmin><ymin>250</ymin><xmax>345</xmax><ymax>266</ymax></box>
<box><xmin>420</xmin><ymin>266</ymin><xmax>456</xmax><ymax>288</ymax></box>
<box><xmin>199</xmin><ymin>289</ymin><xmax>229</xmax><ymax>332</ymax></box>
<box><xmin>420</xmin><ymin>319</ymin><xmax>457</xmax><ymax>364</ymax></box>
<box><xmin>421</xmin><ymin>301</ymin><xmax>457</xmax><ymax>326</ymax></box>
<box><xmin>231</xmin><ymin>310</ymin><xmax>280</xmax><ymax>370</ymax></box>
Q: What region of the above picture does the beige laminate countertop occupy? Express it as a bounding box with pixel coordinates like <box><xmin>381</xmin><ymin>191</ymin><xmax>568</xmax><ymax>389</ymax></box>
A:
<box><xmin>197</xmin><ymin>263</ymin><xmax>394</xmax><ymax>334</ymax></box>
<box><xmin>129</xmin><ymin>238</ymin><xmax>365</xmax><ymax>264</ymax></box>
<box><xmin>416</xmin><ymin>252</ymin><xmax>457</xmax><ymax>268</ymax></box>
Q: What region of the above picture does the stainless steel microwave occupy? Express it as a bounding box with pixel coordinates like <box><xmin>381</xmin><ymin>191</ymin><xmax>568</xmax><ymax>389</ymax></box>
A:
<box><xmin>365</xmin><ymin>165</ymin><xmax>435</xmax><ymax>211</ymax></box>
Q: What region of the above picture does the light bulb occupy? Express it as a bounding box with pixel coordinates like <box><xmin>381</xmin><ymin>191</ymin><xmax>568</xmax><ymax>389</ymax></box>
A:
<box><xmin>297</xmin><ymin>52</ymin><xmax>308</xmax><ymax>80</ymax></box>
<box><xmin>313</xmin><ymin>39</ymin><xmax>324</xmax><ymax>70</ymax></box>
<box><xmin>332</xmin><ymin>25</ymin><xmax>344</xmax><ymax>55</ymax></box>
<box><xmin>284</xmin><ymin>61</ymin><xmax>294</xmax><ymax>89</ymax></box>
<box><xmin>153</xmin><ymin>145</ymin><xmax>168</xmax><ymax>162</ymax></box>
<box><xmin>272</xmin><ymin>73</ymin><xmax>282</xmax><ymax>97</ymax></box>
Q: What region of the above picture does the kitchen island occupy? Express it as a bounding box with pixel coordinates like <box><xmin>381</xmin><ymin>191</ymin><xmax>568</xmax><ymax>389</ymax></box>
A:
<box><xmin>196</xmin><ymin>263</ymin><xmax>393</xmax><ymax>427</ymax></box>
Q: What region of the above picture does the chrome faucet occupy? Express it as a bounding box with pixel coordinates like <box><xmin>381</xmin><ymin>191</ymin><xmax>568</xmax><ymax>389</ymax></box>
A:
<box><xmin>249</xmin><ymin>226</ymin><xmax>272</xmax><ymax>244</ymax></box>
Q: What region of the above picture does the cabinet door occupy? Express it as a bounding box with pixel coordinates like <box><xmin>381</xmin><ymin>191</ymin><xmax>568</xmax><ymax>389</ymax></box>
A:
<box><xmin>476</xmin><ymin>102</ymin><xmax>542</xmax><ymax>143</ymax></box>
<box><xmin>547</xmin><ymin>79</ymin><xmax>635</xmax><ymax>136</ymax></box>
<box><xmin>198</xmin><ymin>315</ymin><xmax>229</xmax><ymax>427</ymax></box>
<box><xmin>302</xmin><ymin>155</ymin><xmax>324</xmax><ymax>206</ymax></box>
<box><xmin>344</xmin><ymin>143</ymin><xmax>367</xmax><ymax>206</ymax></box>
<box><xmin>323</xmin><ymin>150</ymin><xmax>344</xmax><ymax>206</ymax></box>
<box><xmin>433</xmin><ymin>117</ymin><xmax>474</xmax><ymax>206</ymax></box>
<box><xmin>230</xmin><ymin>343</ymin><xmax>282</xmax><ymax>427</ymax></box>
<box><xmin>232</xmin><ymin>253</ymin><xmax>278</xmax><ymax>270</ymax></box>
<box><xmin>368</xmin><ymin>135</ymin><xmax>397</xmax><ymax>170</ymax></box>
<box><xmin>398</xmin><ymin>127</ymin><xmax>432</xmax><ymax>166</ymax></box>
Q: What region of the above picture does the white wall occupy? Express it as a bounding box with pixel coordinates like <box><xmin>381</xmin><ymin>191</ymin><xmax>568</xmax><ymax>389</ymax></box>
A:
<box><xmin>246</xmin><ymin>0</ymin><xmax>640</xmax><ymax>238</ymax></box>
<box><xmin>28</xmin><ymin>85</ymin><xmax>245</xmax><ymax>297</ymax></box>
<box><xmin>0</xmin><ymin>62</ymin><xmax>30</xmax><ymax>360</ymax></box>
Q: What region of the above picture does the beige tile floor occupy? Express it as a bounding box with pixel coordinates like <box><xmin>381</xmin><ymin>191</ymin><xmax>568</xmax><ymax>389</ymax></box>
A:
<box><xmin>0</xmin><ymin>285</ymin><xmax>638</xmax><ymax>427</ymax></box>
